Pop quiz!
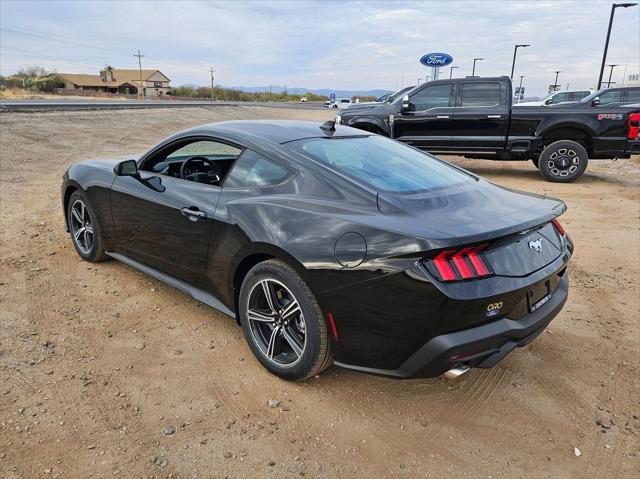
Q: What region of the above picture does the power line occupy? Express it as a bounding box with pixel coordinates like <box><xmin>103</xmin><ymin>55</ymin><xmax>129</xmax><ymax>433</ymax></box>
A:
<box><xmin>1</xmin><ymin>46</ymin><xmax>101</xmax><ymax>68</ymax></box>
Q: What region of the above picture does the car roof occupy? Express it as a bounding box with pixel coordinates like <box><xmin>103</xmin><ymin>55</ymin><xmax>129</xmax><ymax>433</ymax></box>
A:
<box><xmin>180</xmin><ymin>120</ymin><xmax>368</xmax><ymax>144</ymax></box>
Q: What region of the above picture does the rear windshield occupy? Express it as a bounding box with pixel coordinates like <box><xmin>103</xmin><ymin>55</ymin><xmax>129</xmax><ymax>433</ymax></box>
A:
<box><xmin>286</xmin><ymin>135</ymin><xmax>473</xmax><ymax>193</ymax></box>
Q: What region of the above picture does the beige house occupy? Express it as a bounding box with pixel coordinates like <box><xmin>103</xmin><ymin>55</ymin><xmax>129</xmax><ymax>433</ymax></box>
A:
<box><xmin>59</xmin><ymin>67</ymin><xmax>171</xmax><ymax>96</ymax></box>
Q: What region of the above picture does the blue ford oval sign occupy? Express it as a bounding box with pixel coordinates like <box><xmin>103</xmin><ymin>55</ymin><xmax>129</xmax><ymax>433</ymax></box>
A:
<box><xmin>420</xmin><ymin>53</ymin><xmax>453</xmax><ymax>68</ymax></box>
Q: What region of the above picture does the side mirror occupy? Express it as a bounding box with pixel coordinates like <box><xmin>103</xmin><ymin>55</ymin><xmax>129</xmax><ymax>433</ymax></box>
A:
<box><xmin>545</xmin><ymin>98</ymin><xmax>553</xmax><ymax>105</ymax></box>
<box><xmin>114</xmin><ymin>159</ymin><xmax>139</xmax><ymax>176</ymax></box>
<box><xmin>591</xmin><ymin>97</ymin><xmax>600</xmax><ymax>106</ymax></box>
<box><xmin>400</xmin><ymin>94</ymin><xmax>411</xmax><ymax>112</ymax></box>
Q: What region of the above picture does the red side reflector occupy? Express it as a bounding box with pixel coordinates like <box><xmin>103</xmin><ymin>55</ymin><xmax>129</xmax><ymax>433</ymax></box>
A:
<box><xmin>327</xmin><ymin>313</ymin><xmax>339</xmax><ymax>341</ymax></box>
<box><xmin>451</xmin><ymin>247</ymin><xmax>475</xmax><ymax>279</ymax></box>
<box><xmin>467</xmin><ymin>245</ymin><xmax>490</xmax><ymax>276</ymax></box>
<box><xmin>434</xmin><ymin>250</ymin><xmax>457</xmax><ymax>281</ymax></box>
<box><xmin>551</xmin><ymin>218</ymin><xmax>565</xmax><ymax>236</ymax></box>
<box><xmin>628</xmin><ymin>113</ymin><xmax>640</xmax><ymax>140</ymax></box>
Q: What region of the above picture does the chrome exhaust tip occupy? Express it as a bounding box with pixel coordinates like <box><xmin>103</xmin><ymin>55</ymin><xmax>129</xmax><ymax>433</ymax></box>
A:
<box><xmin>443</xmin><ymin>365</ymin><xmax>470</xmax><ymax>380</ymax></box>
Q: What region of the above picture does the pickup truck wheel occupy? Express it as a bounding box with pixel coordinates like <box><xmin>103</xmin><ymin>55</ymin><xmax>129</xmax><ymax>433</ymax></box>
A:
<box><xmin>539</xmin><ymin>140</ymin><xmax>588</xmax><ymax>183</ymax></box>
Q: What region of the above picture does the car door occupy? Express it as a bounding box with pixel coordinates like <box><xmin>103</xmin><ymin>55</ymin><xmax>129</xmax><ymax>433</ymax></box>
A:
<box><xmin>110</xmin><ymin>138</ymin><xmax>242</xmax><ymax>286</ymax></box>
<box><xmin>392</xmin><ymin>82</ymin><xmax>455</xmax><ymax>150</ymax></box>
<box><xmin>449</xmin><ymin>80</ymin><xmax>509</xmax><ymax>152</ymax></box>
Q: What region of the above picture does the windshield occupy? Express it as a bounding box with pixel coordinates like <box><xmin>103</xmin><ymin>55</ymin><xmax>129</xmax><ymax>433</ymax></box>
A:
<box><xmin>386</xmin><ymin>86</ymin><xmax>416</xmax><ymax>103</ymax></box>
<box><xmin>286</xmin><ymin>135</ymin><xmax>473</xmax><ymax>193</ymax></box>
<box><xmin>580</xmin><ymin>89</ymin><xmax>606</xmax><ymax>103</ymax></box>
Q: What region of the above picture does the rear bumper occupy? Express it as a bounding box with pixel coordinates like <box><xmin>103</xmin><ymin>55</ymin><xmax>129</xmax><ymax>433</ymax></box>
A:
<box><xmin>625</xmin><ymin>139</ymin><xmax>640</xmax><ymax>156</ymax></box>
<box><xmin>335</xmin><ymin>272</ymin><xmax>568</xmax><ymax>379</ymax></box>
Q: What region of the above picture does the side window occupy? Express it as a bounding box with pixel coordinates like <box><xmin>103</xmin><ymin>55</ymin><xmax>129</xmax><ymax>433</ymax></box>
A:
<box><xmin>626</xmin><ymin>88</ymin><xmax>640</xmax><ymax>102</ymax></box>
<box><xmin>598</xmin><ymin>90</ymin><xmax>623</xmax><ymax>104</ymax></box>
<box><xmin>460</xmin><ymin>82</ymin><xmax>501</xmax><ymax>107</ymax></box>
<box><xmin>571</xmin><ymin>91</ymin><xmax>590</xmax><ymax>101</ymax></box>
<box><xmin>410</xmin><ymin>84</ymin><xmax>452</xmax><ymax>111</ymax></box>
<box><xmin>167</xmin><ymin>140</ymin><xmax>241</xmax><ymax>159</ymax></box>
<box><xmin>144</xmin><ymin>139</ymin><xmax>242</xmax><ymax>186</ymax></box>
<box><xmin>224</xmin><ymin>149</ymin><xmax>290</xmax><ymax>188</ymax></box>
<box><xmin>551</xmin><ymin>92</ymin><xmax>570</xmax><ymax>104</ymax></box>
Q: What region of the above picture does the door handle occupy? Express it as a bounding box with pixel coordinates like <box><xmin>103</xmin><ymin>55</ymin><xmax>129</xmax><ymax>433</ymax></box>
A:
<box><xmin>180</xmin><ymin>207</ymin><xmax>207</xmax><ymax>221</ymax></box>
<box><xmin>487</xmin><ymin>115</ymin><xmax>502</xmax><ymax>119</ymax></box>
<box><xmin>436</xmin><ymin>115</ymin><xmax>450</xmax><ymax>119</ymax></box>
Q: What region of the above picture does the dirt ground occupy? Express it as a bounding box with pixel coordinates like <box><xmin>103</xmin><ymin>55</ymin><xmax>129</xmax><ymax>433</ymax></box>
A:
<box><xmin>0</xmin><ymin>106</ymin><xmax>638</xmax><ymax>479</ymax></box>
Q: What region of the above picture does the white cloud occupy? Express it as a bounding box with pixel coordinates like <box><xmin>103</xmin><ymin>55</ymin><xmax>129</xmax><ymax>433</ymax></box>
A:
<box><xmin>1</xmin><ymin>0</ymin><xmax>638</xmax><ymax>95</ymax></box>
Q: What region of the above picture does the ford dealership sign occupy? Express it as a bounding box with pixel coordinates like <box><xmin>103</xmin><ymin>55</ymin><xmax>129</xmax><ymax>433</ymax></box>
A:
<box><xmin>420</xmin><ymin>53</ymin><xmax>453</xmax><ymax>67</ymax></box>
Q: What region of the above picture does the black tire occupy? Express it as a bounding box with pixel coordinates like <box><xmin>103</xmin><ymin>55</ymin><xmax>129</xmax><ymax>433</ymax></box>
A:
<box><xmin>67</xmin><ymin>190</ymin><xmax>108</xmax><ymax>262</ymax></box>
<box><xmin>238</xmin><ymin>259</ymin><xmax>333</xmax><ymax>381</ymax></box>
<box><xmin>538</xmin><ymin>140</ymin><xmax>588</xmax><ymax>183</ymax></box>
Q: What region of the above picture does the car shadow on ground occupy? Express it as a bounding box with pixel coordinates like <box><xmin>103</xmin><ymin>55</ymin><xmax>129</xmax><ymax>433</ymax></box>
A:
<box><xmin>450</xmin><ymin>162</ymin><xmax>634</xmax><ymax>187</ymax></box>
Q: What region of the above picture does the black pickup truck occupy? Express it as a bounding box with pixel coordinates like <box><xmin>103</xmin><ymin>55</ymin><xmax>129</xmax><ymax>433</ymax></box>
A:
<box><xmin>336</xmin><ymin>77</ymin><xmax>640</xmax><ymax>182</ymax></box>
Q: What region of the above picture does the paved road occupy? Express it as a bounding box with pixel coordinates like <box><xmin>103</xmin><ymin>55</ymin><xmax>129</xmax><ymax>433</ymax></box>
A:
<box><xmin>0</xmin><ymin>99</ymin><xmax>326</xmax><ymax>112</ymax></box>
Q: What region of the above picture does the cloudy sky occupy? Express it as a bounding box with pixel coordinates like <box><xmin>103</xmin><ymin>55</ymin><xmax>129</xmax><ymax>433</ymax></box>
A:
<box><xmin>1</xmin><ymin>0</ymin><xmax>638</xmax><ymax>96</ymax></box>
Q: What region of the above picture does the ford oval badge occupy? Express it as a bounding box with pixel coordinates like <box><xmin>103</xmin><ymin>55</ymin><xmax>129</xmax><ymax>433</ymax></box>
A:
<box><xmin>420</xmin><ymin>53</ymin><xmax>453</xmax><ymax>67</ymax></box>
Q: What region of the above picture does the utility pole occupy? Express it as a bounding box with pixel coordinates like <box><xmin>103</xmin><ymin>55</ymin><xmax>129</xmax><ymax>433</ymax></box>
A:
<box><xmin>133</xmin><ymin>49</ymin><xmax>145</xmax><ymax>98</ymax></box>
<box><xmin>472</xmin><ymin>58</ymin><xmax>484</xmax><ymax>77</ymax></box>
<box><xmin>510</xmin><ymin>44</ymin><xmax>530</xmax><ymax>79</ymax></box>
<box><xmin>209</xmin><ymin>66</ymin><xmax>216</xmax><ymax>102</ymax></box>
<box><xmin>605</xmin><ymin>64</ymin><xmax>619</xmax><ymax>87</ymax></box>
<box><xmin>417</xmin><ymin>78</ymin><xmax>421</xmax><ymax>85</ymax></box>
<box><xmin>449</xmin><ymin>66</ymin><xmax>459</xmax><ymax>78</ymax></box>
<box><xmin>597</xmin><ymin>3</ymin><xmax>637</xmax><ymax>89</ymax></box>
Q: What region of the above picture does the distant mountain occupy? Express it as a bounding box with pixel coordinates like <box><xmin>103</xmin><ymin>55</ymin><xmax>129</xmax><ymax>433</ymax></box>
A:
<box><xmin>231</xmin><ymin>85</ymin><xmax>391</xmax><ymax>98</ymax></box>
<box><xmin>178</xmin><ymin>83</ymin><xmax>391</xmax><ymax>98</ymax></box>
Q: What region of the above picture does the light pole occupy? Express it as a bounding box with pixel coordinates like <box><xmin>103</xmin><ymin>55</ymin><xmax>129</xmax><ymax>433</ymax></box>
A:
<box><xmin>510</xmin><ymin>44</ymin><xmax>530</xmax><ymax>79</ymax></box>
<box><xmin>449</xmin><ymin>66</ymin><xmax>459</xmax><ymax>78</ymax></box>
<box><xmin>605</xmin><ymin>64</ymin><xmax>620</xmax><ymax>87</ymax></box>
<box><xmin>425</xmin><ymin>75</ymin><xmax>431</xmax><ymax>83</ymax></box>
<box><xmin>597</xmin><ymin>3</ymin><xmax>638</xmax><ymax>89</ymax></box>
<box><xmin>517</xmin><ymin>75</ymin><xmax>524</xmax><ymax>104</ymax></box>
<box><xmin>552</xmin><ymin>70</ymin><xmax>562</xmax><ymax>91</ymax></box>
<box><xmin>472</xmin><ymin>58</ymin><xmax>484</xmax><ymax>77</ymax></box>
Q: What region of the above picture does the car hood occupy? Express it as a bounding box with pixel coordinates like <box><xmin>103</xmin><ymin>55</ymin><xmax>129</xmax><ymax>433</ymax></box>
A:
<box><xmin>340</xmin><ymin>103</ymin><xmax>395</xmax><ymax>115</ymax></box>
<box><xmin>375</xmin><ymin>180</ymin><xmax>565</xmax><ymax>247</ymax></box>
<box><xmin>80</xmin><ymin>157</ymin><xmax>139</xmax><ymax>170</ymax></box>
<box><xmin>513</xmin><ymin>101</ymin><xmax>543</xmax><ymax>106</ymax></box>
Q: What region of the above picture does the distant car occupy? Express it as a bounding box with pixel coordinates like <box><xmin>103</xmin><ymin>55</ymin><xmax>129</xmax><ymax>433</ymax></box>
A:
<box><xmin>332</xmin><ymin>98</ymin><xmax>353</xmax><ymax>109</ymax></box>
<box><xmin>61</xmin><ymin>120</ymin><xmax>572</xmax><ymax>381</ymax></box>
<box><xmin>300</xmin><ymin>97</ymin><xmax>307</xmax><ymax>102</ymax></box>
<box><xmin>564</xmin><ymin>86</ymin><xmax>640</xmax><ymax>108</ymax></box>
<box><xmin>516</xmin><ymin>89</ymin><xmax>593</xmax><ymax>107</ymax></box>
<box><xmin>324</xmin><ymin>100</ymin><xmax>332</xmax><ymax>108</ymax></box>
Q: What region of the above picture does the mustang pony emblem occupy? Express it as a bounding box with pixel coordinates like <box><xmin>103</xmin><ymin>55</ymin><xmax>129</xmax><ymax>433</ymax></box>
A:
<box><xmin>529</xmin><ymin>238</ymin><xmax>543</xmax><ymax>253</ymax></box>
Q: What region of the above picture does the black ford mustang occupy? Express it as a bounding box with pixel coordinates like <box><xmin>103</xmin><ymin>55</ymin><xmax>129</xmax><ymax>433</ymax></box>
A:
<box><xmin>61</xmin><ymin>120</ymin><xmax>572</xmax><ymax>381</ymax></box>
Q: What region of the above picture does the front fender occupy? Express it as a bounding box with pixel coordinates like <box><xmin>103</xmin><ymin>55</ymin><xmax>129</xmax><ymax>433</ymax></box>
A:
<box><xmin>343</xmin><ymin>115</ymin><xmax>391</xmax><ymax>135</ymax></box>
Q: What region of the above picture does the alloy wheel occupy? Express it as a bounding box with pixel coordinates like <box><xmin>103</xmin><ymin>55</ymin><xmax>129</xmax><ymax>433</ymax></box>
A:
<box><xmin>547</xmin><ymin>148</ymin><xmax>580</xmax><ymax>178</ymax></box>
<box><xmin>70</xmin><ymin>199</ymin><xmax>94</xmax><ymax>254</ymax></box>
<box><xmin>246</xmin><ymin>279</ymin><xmax>306</xmax><ymax>366</ymax></box>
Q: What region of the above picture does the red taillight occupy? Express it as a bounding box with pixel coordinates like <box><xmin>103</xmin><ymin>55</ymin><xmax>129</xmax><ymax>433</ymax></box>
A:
<box><xmin>433</xmin><ymin>250</ymin><xmax>457</xmax><ymax>281</ymax></box>
<box><xmin>431</xmin><ymin>245</ymin><xmax>492</xmax><ymax>282</ymax></box>
<box><xmin>467</xmin><ymin>244</ymin><xmax>490</xmax><ymax>276</ymax></box>
<box><xmin>551</xmin><ymin>218</ymin><xmax>565</xmax><ymax>236</ymax></box>
<box><xmin>629</xmin><ymin>113</ymin><xmax>640</xmax><ymax>140</ymax></box>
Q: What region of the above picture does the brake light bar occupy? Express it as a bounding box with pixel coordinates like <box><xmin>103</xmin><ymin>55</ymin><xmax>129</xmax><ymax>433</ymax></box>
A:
<box><xmin>629</xmin><ymin>113</ymin><xmax>640</xmax><ymax>140</ymax></box>
<box><xmin>431</xmin><ymin>244</ymin><xmax>492</xmax><ymax>282</ymax></box>
<box><xmin>551</xmin><ymin>218</ymin><xmax>565</xmax><ymax>236</ymax></box>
